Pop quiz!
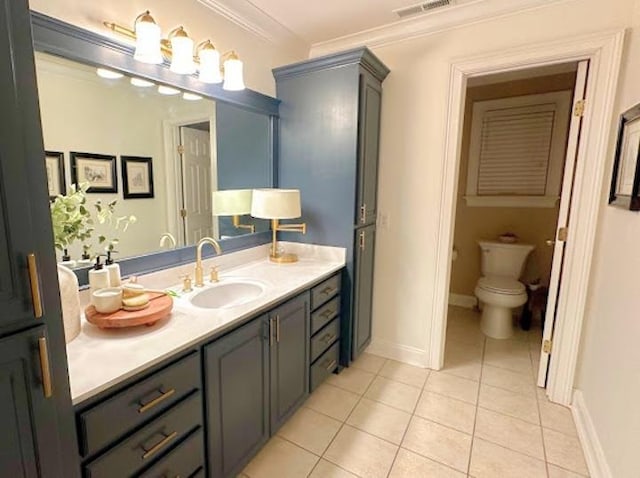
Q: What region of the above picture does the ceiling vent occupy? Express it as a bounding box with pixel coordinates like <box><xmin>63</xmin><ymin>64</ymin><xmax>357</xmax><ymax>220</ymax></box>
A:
<box><xmin>394</xmin><ymin>0</ymin><xmax>451</xmax><ymax>19</ymax></box>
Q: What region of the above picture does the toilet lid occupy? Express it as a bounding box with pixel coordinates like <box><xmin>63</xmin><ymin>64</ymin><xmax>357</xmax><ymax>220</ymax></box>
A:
<box><xmin>478</xmin><ymin>276</ymin><xmax>525</xmax><ymax>295</ymax></box>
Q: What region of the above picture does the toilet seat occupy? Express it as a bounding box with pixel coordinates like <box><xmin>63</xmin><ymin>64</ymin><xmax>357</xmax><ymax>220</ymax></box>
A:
<box><xmin>477</xmin><ymin>276</ymin><xmax>525</xmax><ymax>295</ymax></box>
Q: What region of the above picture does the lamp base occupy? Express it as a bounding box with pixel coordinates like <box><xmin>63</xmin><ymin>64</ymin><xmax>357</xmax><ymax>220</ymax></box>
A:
<box><xmin>269</xmin><ymin>252</ymin><xmax>298</xmax><ymax>264</ymax></box>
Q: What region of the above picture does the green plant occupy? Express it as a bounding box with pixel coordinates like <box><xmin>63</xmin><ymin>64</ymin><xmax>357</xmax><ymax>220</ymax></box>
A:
<box><xmin>94</xmin><ymin>199</ymin><xmax>136</xmax><ymax>254</ymax></box>
<box><xmin>50</xmin><ymin>183</ymin><xmax>94</xmax><ymax>259</ymax></box>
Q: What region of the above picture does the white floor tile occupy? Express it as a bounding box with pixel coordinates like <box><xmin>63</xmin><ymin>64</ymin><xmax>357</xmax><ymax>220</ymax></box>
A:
<box><xmin>309</xmin><ymin>459</ymin><xmax>358</xmax><ymax>478</ymax></box>
<box><xmin>277</xmin><ymin>407</ymin><xmax>341</xmax><ymax>455</ymax></box>
<box><xmin>539</xmin><ymin>399</ymin><xmax>578</xmax><ymax>437</ymax></box>
<box><xmin>543</xmin><ymin>427</ymin><xmax>589</xmax><ymax>476</ymax></box>
<box><xmin>326</xmin><ymin>367</ymin><xmax>375</xmax><ymax>395</ymax></box>
<box><xmin>351</xmin><ymin>352</ymin><xmax>387</xmax><ymax>374</ymax></box>
<box><xmin>379</xmin><ymin>359</ymin><xmax>429</xmax><ymax>388</ymax></box>
<box><xmin>402</xmin><ymin>416</ymin><xmax>472</xmax><ymax>472</ymax></box>
<box><xmin>469</xmin><ymin>437</ymin><xmax>547</xmax><ymax>478</ymax></box>
<box><xmin>414</xmin><ymin>391</ymin><xmax>476</xmax><ymax>434</ymax></box>
<box><xmin>364</xmin><ymin>376</ymin><xmax>421</xmax><ymax>413</ymax></box>
<box><xmin>324</xmin><ymin>425</ymin><xmax>398</xmax><ymax>478</ymax></box>
<box><xmin>426</xmin><ymin>371</ymin><xmax>479</xmax><ymax>404</ymax></box>
<box><xmin>481</xmin><ymin>364</ymin><xmax>536</xmax><ymax>396</ymax></box>
<box><xmin>305</xmin><ymin>384</ymin><xmax>360</xmax><ymax>421</ymax></box>
<box><xmin>474</xmin><ymin>408</ymin><xmax>544</xmax><ymax>459</ymax></box>
<box><xmin>389</xmin><ymin>448</ymin><xmax>465</xmax><ymax>478</ymax></box>
<box><xmin>547</xmin><ymin>463</ymin><xmax>589</xmax><ymax>477</ymax></box>
<box><xmin>346</xmin><ymin>397</ymin><xmax>411</xmax><ymax>445</ymax></box>
<box><xmin>243</xmin><ymin>436</ymin><xmax>318</xmax><ymax>478</ymax></box>
<box><xmin>478</xmin><ymin>383</ymin><xmax>540</xmax><ymax>424</ymax></box>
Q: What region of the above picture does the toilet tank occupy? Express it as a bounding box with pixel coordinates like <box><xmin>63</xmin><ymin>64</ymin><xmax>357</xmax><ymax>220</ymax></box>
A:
<box><xmin>478</xmin><ymin>240</ymin><xmax>535</xmax><ymax>279</ymax></box>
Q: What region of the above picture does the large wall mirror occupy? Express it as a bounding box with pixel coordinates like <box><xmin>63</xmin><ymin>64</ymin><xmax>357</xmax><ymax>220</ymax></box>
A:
<box><xmin>31</xmin><ymin>13</ymin><xmax>278</xmax><ymax>280</ymax></box>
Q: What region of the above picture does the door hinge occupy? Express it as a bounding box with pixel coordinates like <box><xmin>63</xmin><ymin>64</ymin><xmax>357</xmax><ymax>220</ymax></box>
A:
<box><xmin>180</xmin><ymin>209</ymin><xmax>187</xmax><ymax>218</ymax></box>
<box><xmin>543</xmin><ymin>339</ymin><xmax>552</xmax><ymax>354</ymax></box>
<box><xmin>557</xmin><ymin>227</ymin><xmax>568</xmax><ymax>242</ymax></box>
<box><xmin>573</xmin><ymin>99</ymin><xmax>586</xmax><ymax>117</ymax></box>
<box><xmin>177</xmin><ymin>145</ymin><xmax>185</xmax><ymax>154</ymax></box>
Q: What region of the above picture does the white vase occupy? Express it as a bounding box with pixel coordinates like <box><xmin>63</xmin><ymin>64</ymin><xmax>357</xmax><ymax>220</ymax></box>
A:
<box><xmin>57</xmin><ymin>264</ymin><xmax>81</xmax><ymax>343</ymax></box>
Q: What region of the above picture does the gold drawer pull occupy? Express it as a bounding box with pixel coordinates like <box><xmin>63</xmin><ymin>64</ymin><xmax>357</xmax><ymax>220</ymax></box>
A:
<box><xmin>28</xmin><ymin>253</ymin><xmax>43</xmax><ymax>319</ymax></box>
<box><xmin>321</xmin><ymin>287</ymin><xmax>338</xmax><ymax>296</ymax></box>
<box><xmin>321</xmin><ymin>333</ymin><xmax>337</xmax><ymax>344</ymax></box>
<box><xmin>323</xmin><ymin>359</ymin><xmax>337</xmax><ymax>372</ymax></box>
<box><xmin>321</xmin><ymin>309</ymin><xmax>334</xmax><ymax>319</ymax></box>
<box><xmin>138</xmin><ymin>388</ymin><xmax>176</xmax><ymax>413</ymax></box>
<box><xmin>38</xmin><ymin>337</ymin><xmax>53</xmax><ymax>398</ymax></box>
<box><xmin>142</xmin><ymin>431</ymin><xmax>177</xmax><ymax>460</ymax></box>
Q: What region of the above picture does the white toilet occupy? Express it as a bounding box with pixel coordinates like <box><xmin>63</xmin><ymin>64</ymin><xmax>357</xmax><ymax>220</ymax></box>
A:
<box><xmin>474</xmin><ymin>240</ymin><xmax>535</xmax><ymax>339</ymax></box>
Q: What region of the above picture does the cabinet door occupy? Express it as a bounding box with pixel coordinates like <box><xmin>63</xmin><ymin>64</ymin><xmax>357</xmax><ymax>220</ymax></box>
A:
<box><xmin>0</xmin><ymin>326</ymin><xmax>69</xmax><ymax>478</ymax></box>
<box><xmin>269</xmin><ymin>293</ymin><xmax>310</xmax><ymax>431</ymax></box>
<box><xmin>356</xmin><ymin>71</ymin><xmax>382</xmax><ymax>226</ymax></box>
<box><xmin>352</xmin><ymin>225</ymin><xmax>376</xmax><ymax>360</ymax></box>
<box><xmin>205</xmin><ymin>317</ymin><xmax>270</xmax><ymax>478</ymax></box>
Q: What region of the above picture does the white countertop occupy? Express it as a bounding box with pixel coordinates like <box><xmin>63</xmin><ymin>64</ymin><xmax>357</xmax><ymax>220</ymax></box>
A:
<box><xmin>66</xmin><ymin>242</ymin><xmax>346</xmax><ymax>405</ymax></box>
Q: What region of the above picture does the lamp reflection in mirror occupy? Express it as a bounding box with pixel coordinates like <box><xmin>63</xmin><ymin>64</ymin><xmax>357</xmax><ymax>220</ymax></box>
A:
<box><xmin>198</xmin><ymin>41</ymin><xmax>223</xmax><ymax>84</ymax></box>
<box><xmin>251</xmin><ymin>189</ymin><xmax>306</xmax><ymax>263</ymax></box>
<box><xmin>133</xmin><ymin>11</ymin><xmax>163</xmax><ymax>65</ymax></box>
<box><xmin>212</xmin><ymin>189</ymin><xmax>255</xmax><ymax>233</ymax></box>
<box><xmin>169</xmin><ymin>26</ymin><xmax>196</xmax><ymax>75</ymax></box>
<box><xmin>223</xmin><ymin>52</ymin><xmax>245</xmax><ymax>91</ymax></box>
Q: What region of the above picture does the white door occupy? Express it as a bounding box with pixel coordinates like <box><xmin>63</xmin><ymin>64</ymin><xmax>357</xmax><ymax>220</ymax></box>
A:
<box><xmin>180</xmin><ymin>126</ymin><xmax>213</xmax><ymax>244</ymax></box>
<box><xmin>537</xmin><ymin>60</ymin><xmax>589</xmax><ymax>387</ymax></box>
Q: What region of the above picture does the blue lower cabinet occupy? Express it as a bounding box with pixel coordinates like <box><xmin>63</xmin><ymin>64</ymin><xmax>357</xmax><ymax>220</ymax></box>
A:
<box><xmin>137</xmin><ymin>427</ymin><xmax>205</xmax><ymax>478</ymax></box>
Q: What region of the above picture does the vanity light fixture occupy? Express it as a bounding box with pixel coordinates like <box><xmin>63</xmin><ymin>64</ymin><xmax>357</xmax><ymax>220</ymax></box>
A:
<box><xmin>130</xmin><ymin>77</ymin><xmax>155</xmax><ymax>87</ymax></box>
<box><xmin>251</xmin><ymin>189</ymin><xmax>306</xmax><ymax>263</ymax></box>
<box><xmin>158</xmin><ymin>85</ymin><xmax>180</xmax><ymax>95</ymax></box>
<box><xmin>104</xmin><ymin>12</ymin><xmax>245</xmax><ymax>90</ymax></box>
<box><xmin>211</xmin><ymin>189</ymin><xmax>255</xmax><ymax>233</ymax></box>
<box><xmin>183</xmin><ymin>92</ymin><xmax>202</xmax><ymax>101</ymax></box>
<box><xmin>96</xmin><ymin>68</ymin><xmax>124</xmax><ymax>79</ymax></box>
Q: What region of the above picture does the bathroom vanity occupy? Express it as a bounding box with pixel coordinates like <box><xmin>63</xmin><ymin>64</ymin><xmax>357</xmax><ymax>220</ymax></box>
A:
<box><xmin>68</xmin><ymin>244</ymin><xmax>345</xmax><ymax>478</ymax></box>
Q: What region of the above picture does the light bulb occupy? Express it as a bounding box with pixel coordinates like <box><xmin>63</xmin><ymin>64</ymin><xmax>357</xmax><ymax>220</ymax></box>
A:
<box><xmin>198</xmin><ymin>42</ymin><xmax>222</xmax><ymax>84</ymax></box>
<box><xmin>158</xmin><ymin>85</ymin><xmax>180</xmax><ymax>95</ymax></box>
<box><xmin>97</xmin><ymin>68</ymin><xmax>124</xmax><ymax>79</ymax></box>
<box><xmin>130</xmin><ymin>77</ymin><xmax>155</xmax><ymax>87</ymax></box>
<box><xmin>169</xmin><ymin>27</ymin><xmax>196</xmax><ymax>75</ymax></box>
<box><xmin>223</xmin><ymin>55</ymin><xmax>245</xmax><ymax>91</ymax></box>
<box><xmin>133</xmin><ymin>11</ymin><xmax>163</xmax><ymax>65</ymax></box>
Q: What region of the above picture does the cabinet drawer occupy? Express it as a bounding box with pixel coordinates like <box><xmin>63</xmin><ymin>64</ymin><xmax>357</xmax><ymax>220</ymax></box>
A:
<box><xmin>311</xmin><ymin>274</ymin><xmax>341</xmax><ymax>310</ymax></box>
<box><xmin>311</xmin><ymin>297</ymin><xmax>340</xmax><ymax>335</ymax></box>
<box><xmin>138</xmin><ymin>427</ymin><xmax>205</xmax><ymax>478</ymax></box>
<box><xmin>79</xmin><ymin>352</ymin><xmax>200</xmax><ymax>457</ymax></box>
<box><xmin>310</xmin><ymin>319</ymin><xmax>340</xmax><ymax>363</ymax></box>
<box><xmin>310</xmin><ymin>342</ymin><xmax>339</xmax><ymax>392</ymax></box>
<box><xmin>85</xmin><ymin>392</ymin><xmax>202</xmax><ymax>478</ymax></box>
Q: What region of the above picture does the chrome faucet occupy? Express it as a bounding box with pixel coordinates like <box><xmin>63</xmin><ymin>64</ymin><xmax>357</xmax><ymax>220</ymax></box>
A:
<box><xmin>195</xmin><ymin>237</ymin><xmax>222</xmax><ymax>287</ymax></box>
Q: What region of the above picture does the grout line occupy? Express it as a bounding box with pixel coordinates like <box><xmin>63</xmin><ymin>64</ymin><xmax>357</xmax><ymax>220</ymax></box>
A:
<box><xmin>466</xmin><ymin>332</ymin><xmax>487</xmax><ymax>475</ymax></box>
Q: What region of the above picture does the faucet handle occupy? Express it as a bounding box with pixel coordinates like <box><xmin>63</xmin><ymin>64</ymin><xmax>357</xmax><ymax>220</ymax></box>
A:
<box><xmin>210</xmin><ymin>266</ymin><xmax>219</xmax><ymax>283</ymax></box>
<box><xmin>181</xmin><ymin>274</ymin><xmax>193</xmax><ymax>292</ymax></box>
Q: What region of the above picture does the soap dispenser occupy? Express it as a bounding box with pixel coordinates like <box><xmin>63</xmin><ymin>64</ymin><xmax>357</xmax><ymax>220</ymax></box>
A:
<box><xmin>105</xmin><ymin>250</ymin><xmax>121</xmax><ymax>287</ymax></box>
<box><xmin>88</xmin><ymin>255</ymin><xmax>110</xmax><ymax>303</ymax></box>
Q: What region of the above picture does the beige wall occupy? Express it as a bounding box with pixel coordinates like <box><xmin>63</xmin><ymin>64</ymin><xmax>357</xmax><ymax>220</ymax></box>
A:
<box><xmin>450</xmin><ymin>74</ymin><xmax>575</xmax><ymax>296</ymax></box>
<box><xmin>29</xmin><ymin>0</ymin><xmax>308</xmax><ymax>96</ymax></box>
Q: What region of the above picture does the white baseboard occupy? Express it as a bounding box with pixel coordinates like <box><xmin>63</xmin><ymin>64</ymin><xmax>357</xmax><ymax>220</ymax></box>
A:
<box><xmin>366</xmin><ymin>339</ymin><xmax>429</xmax><ymax>368</ymax></box>
<box><xmin>571</xmin><ymin>390</ymin><xmax>612</xmax><ymax>478</ymax></box>
<box><xmin>448</xmin><ymin>293</ymin><xmax>478</xmax><ymax>309</ymax></box>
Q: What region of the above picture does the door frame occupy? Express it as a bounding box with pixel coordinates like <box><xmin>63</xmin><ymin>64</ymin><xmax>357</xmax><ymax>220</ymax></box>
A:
<box><xmin>429</xmin><ymin>29</ymin><xmax>624</xmax><ymax>406</ymax></box>
<box><xmin>162</xmin><ymin>113</ymin><xmax>217</xmax><ymax>246</ymax></box>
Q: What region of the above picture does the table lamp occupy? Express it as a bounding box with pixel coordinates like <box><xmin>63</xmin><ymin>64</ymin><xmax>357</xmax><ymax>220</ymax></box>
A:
<box><xmin>251</xmin><ymin>188</ymin><xmax>306</xmax><ymax>263</ymax></box>
<box><xmin>211</xmin><ymin>189</ymin><xmax>255</xmax><ymax>233</ymax></box>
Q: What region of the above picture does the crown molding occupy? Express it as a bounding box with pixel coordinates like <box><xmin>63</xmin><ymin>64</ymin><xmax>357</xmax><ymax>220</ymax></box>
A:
<box><xmin>309</xmin><ymin>0</ymin><xmax>569</xmax><ymax>57</ymax></box>
<box><xmin>196</xmin><ymin>0</ymin><xmax>306</xmax><ymax>47</ymax></box>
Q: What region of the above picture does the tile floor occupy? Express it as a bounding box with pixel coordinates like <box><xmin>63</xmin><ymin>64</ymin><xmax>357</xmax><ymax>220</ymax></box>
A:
<box><xmin>241</xmin><ymin>306</ymin><xmax>588</xmax><ymax>478</ymax></box>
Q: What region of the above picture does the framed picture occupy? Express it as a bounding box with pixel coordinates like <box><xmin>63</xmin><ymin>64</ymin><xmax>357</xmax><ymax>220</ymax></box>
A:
<box><xmin>44</xmin><ymin>150</ymin><xmax>65</xmax><ymax>199</ymax></box>
<box><xmin>609</xmin><ymin>103</ymin><xmax>640</xmax><ymax>211</ymax></box>
<box><xmin>121</xmin><ymin>156</ymin><xmax>154</xmax><ymax>199</ymax></box>
<box><xmin>71</xmin><ymin>152</ymin><xmax>117</xmax><ymax>193</ymax></box>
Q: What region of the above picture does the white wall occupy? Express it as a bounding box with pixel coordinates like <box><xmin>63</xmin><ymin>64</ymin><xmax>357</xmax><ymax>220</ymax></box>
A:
<box><xmin>573</xmin><ymin>2</ymin><xmax>640</xmax><ymax>476</ymax></box>
<box><xmin>29</xmin><ymin>0</ymin><xmax>308</xmax><ymax>96</ymax></box>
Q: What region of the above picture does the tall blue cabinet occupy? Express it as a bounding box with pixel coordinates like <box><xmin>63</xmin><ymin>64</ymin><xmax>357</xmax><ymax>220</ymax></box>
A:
<box><xmin>0</xmin><ymin>0</ymin><xmax>79</xmax><ymax>476</ymax></box>
<box><xmin>274</xmin><ymin>48</ymin><xmax>389</xmax><ymax>364</ymax></box>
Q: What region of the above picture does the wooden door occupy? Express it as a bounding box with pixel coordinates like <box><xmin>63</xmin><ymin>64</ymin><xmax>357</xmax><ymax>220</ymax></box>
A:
<box><xmin>537</xmin><ymin>60</ymin><xmax>589</xmax><ymax>388</ymax></box>
<box><xmin>356</xmin><ymin>71</ymin><xmax>382</xmax><ymax>226</ymax></box>
<box><xmin>180</xmin><ymin>126</ymin><xmax>214</xmax><ymax>244</ymax></box>
<box><xmin>352</xmin><ymin>225</ymin><xmax>376</xmax><ymax>359</ymax></box>
<box><xmin>269</xmin><ymin>293</ymin><xmax>309</xmax><ymax>431</ymax></box>
<box><xmin>204</xmin><ymin>317</ymin><xmax>270</xmax><ymax>478</ymax></box>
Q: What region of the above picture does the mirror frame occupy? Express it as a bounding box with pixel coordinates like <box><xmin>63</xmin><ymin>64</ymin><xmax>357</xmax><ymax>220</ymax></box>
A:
<box><xmin>30</xmin><ymin>11</ymin><xmax>280</xmax><ymax>285</ymax></box>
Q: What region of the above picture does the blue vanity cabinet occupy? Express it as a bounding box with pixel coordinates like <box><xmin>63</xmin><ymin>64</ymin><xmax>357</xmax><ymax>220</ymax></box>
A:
<box><xmin>0</xmin><ymin>0</ymin><xmax>79</xmax><ymax>476</ymax></box>
<box><xmin>274</xmin><ymin>48</ymin><xmax>389</xmax><ymax>364</ymax></box>
<box><xmin>353</xmin><ymin>225</ymin><xmax>377</xmax><ymax>357</ymax></box>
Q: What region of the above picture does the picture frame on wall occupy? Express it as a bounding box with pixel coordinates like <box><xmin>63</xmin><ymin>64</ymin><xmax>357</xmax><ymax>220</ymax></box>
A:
<box><xmin>71</xmin><ymin>152</ymin><xmax>117</xmax><ymax>193</ymax></box>
<box><xmin>609</xmin><ymin>103</ymin><xmax>640</xmax><ymax>211</ymax></box>
<box><xmin>121</xmin><ymin>156</ymin><xmax>154</xmax><ymax>199</ymax></box>
<box><xmin>44</xmin><ymin>150</ymin><xmax>65</xmax><ymax>199</ymax></box>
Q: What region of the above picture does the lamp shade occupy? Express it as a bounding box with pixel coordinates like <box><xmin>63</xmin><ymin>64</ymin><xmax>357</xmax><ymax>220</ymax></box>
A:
<box><xmin>169</xmin><ymin>27</ymin><xmax>196</xmax><ymax>75</ymax></box>
<box><xmin>133</xmin><ymin>12</ymin><xmax>163</xmax><ymax>64</ymax></box>
<box><xmin>212</xmin><ymin>189</ymin><xmax>252</xmax><ymax>216</ymax></box>
<box><xmin>223</xmin><ymin>56</ymin><xmax>245</xmax><ymax>91</ymax></box>
<box><xmin>198</xmin><ymin>43</ymin><xmax>223</xmax><ymax>84</ymax></box>
<box><xmin>251</xmin><ymin>189</ymin><xmax>301</xmax><ymax>219</ymax></box>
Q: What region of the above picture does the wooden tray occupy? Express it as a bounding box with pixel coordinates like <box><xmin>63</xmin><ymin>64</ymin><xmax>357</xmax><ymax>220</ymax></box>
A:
<box><xmin>85</xmin><ymin>292</ymin><xmax>173</xmax><ymax>329</ymax></box>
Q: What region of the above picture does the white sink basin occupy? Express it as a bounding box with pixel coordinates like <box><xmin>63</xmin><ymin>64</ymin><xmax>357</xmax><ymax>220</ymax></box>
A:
<box><xmin>189</xmin><ymin>280</ymin><xmax>265</xmax><ymax>309</ymax></box>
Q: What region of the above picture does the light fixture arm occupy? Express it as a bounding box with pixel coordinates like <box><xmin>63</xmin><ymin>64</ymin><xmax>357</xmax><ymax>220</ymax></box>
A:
<box><xmin>232</xmin><ymin>215</ymin><xmax>255</xmax><ymax>233</ymax></box>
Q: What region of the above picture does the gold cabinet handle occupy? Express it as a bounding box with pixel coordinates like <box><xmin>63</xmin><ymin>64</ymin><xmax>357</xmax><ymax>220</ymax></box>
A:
<box><xmin>138</xmin><ymin>388</ymin><xmax>176</xmax><ymax>414</ymax></box>
<box><xmin>359</xmin><ymin>231</ymin><xmax>365</xmax><ymax>250</ymax></box>
<box><xmin>321</xmin><ymin>333</ymin><xmax>337</xmax><ymax>344</ymax></box>
<box><xmin>321</xmin><ymin>286</ymin><xmax>338</xmax><ymax>296</ymax></box>
<box><xmin>276</xmin><ymin>315</ymin><xmax>281</xmax><ymax>343</ymax></box>
<box><xmin>360</xmin><ymin>204</ymin><xmax>366</xmax><ymax>224</ymax></box>
<box><xmin>323</xmin><ymin>359</ymin><xmax>337</xmax><ymax>372</ymax></box>
<box><xmin>38</xmin><ymin>337</ymin><xmax>53</xmax><ymax>398</ymax></box>
<box><xmin>27</xmin><ymin>253</ymin><xmax>43</xmax><ymax>319</ymax></box>
<box><xmin>269</xmin><ymin>317</ymin><xmax>274</xmax><ymax>347</ymax></box>
<box><xmin>142</xmin><ymin>431</ymin><xmax>177</xmax><ymax>460</ymax></box>
<box><xmin>321</xmin><ymin>309</ymin><xmax>334</xmax><ymax>319</ymax></box>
